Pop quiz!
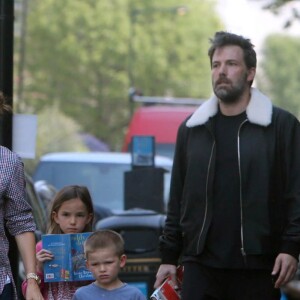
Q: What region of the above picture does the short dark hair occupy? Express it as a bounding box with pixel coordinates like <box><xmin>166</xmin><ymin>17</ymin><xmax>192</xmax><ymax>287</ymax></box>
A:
<box><xmin>208</xmin><ymin>31</ymin><xmax>257</xmax><ymax>70</ymax></box>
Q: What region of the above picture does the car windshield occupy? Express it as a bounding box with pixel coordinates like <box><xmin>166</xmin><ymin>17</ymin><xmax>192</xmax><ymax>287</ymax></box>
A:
<box><xmin>128</xmin><ymin>142</ymin><xmax>175</xmax><ymax>160</ymax></box>
<box><xmin>34</xmin><ymin>161</ymin><xmax>171</xmax><ymax>211</ymax></box>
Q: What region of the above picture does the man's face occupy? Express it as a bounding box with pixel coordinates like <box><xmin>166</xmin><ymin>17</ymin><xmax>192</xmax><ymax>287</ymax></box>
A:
<box><xmin>211</xmin><ymin>45</ymin><xmax>255</xmax><ymax>104</ymax></box>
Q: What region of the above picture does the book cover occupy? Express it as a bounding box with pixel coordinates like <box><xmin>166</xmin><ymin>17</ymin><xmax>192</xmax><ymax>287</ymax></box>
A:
<box><xmin>150</xmin><ymin>265</ymin><xmax>183</xmax><ymax>300</ymax></box>
<box><xmin>42</xmin><ymin>232</ymin><xmax>94</xmax><ymax>282</ymax></box>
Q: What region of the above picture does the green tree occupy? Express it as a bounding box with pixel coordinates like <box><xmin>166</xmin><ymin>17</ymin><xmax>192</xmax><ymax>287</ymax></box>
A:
<box><xmin>18</xmin><ymin>0</ymin><xmax>130</xmax><ymax>150</ymax></box>
<box><xmin>257</xmin><ymin>34</ymin><xmax>300</xmax><ymax>117</ymax></box>
<box><xmin>23</xmin><ymin>104</ymin><xmax>88</xmax><ymax>174</ymax></box>
<box><xmin>128</xmin><ymin>1</ymin><xmax>220</xmax><ymax>98</ymax></box>
<box><xmin>15</xmin><ymin>0</ymin><xmax>222</xmax><ymax>151</ymax></box>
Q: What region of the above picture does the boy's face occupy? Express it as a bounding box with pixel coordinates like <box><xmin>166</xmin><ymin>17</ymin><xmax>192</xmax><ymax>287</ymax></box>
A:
<box><xmin>86</xmin><ymin>247</ymin><xmax>126</xmax><ymax>290</ymax></box>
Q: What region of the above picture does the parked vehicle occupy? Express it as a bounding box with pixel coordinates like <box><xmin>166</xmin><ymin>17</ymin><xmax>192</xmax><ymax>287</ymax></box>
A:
<box><xmin>122</xmin><ymin>105</ymin><xmax>197</xmax><ymax>159</ymax></box>
<box><xmin>122</xmin><ymin>90</ymin><xmax>204</xmax><ymax>159</ymax></box>
<box><xmin>33</xmin><ymin>152</ymin><xmax>173</xmax><ymax>213</ymax></box>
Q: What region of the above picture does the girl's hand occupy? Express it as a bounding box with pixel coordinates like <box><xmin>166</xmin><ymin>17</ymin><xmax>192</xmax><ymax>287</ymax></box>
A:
<box><xmin>36</xmin><ymin>249</ymin><xmax>53</xmax><ymax>272</ymax></box>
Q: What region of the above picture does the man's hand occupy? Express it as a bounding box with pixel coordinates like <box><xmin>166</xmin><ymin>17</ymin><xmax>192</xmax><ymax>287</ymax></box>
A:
<box><xmin>154</xmin><ymin>264</ymin><xmax>177</xmax><ymax>289</ymax></box>
<box><xmin>272</xmin><ymin>253</ymin><xmax>298</xmax><ymax>288</ymax></box>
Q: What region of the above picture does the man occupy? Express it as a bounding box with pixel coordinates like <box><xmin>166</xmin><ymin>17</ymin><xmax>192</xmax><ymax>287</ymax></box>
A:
<box><xmin>154</xmin><ymin>31</ymin><xmax>300</xmax><ymax>300</ymax></box>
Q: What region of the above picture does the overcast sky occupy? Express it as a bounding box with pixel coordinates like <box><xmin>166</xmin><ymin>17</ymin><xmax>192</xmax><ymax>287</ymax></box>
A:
<box><xmin>216</xmin><ymin>0</ymin><xmax>300</xmax><ymax>54</ymax></box>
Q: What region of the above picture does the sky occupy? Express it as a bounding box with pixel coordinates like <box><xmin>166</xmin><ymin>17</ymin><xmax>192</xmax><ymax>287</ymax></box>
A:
<box><xmin>216</xmin><ymin>0</ymin><xmax>300</xmax><ymax>55</ymax></box>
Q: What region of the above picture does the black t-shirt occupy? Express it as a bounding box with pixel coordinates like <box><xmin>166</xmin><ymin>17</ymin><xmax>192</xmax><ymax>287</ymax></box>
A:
<box><xmin>198</xmin><ymin>110</ymin><xmax>247</xmax><ymax>268</ymax></box>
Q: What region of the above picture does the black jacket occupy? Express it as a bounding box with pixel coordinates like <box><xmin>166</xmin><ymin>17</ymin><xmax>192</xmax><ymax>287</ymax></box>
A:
<box><xmin>160</xmin><ymin>88</ymin><xmax>300</xmax><ymax>266</ymax></box>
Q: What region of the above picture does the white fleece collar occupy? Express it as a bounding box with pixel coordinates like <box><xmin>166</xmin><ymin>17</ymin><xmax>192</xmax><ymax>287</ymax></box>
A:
<box><xmin>186</xmin><ymin>88</ymin><xmax>273</xmax><ymax>127</ymax></box>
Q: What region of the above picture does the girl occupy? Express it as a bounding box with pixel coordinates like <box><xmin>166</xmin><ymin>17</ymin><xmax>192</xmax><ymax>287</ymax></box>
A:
<box><xmin>22</xmin><ymin>185</ymin><xmax>94</xmax><ymax>300</ymax></box>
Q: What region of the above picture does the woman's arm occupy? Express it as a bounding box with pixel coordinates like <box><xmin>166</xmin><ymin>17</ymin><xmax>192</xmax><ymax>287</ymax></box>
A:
<box><xmin>16</xmin><ymin>232</ymin><xmax>43</xmax><ymax>300</ymax></box>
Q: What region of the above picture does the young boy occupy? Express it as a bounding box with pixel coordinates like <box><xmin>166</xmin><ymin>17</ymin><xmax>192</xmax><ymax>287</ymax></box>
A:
<box><xmin>72</xmin><ymin>229</ymin><xmax>146</xmax><ymax>300</ymax></box>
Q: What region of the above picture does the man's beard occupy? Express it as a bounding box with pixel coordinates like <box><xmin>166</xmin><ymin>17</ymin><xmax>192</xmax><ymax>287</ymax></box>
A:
<box><xmin>213</xmin><ymin>74</ymin><xmax>248</xmax><ymax>104</ymax></box>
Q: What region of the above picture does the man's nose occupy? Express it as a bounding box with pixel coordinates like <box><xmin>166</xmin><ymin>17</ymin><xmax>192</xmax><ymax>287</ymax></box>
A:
<box><xmin>218</xmin><ymin>64</ymin><xmax>227</xmax><ymax>75</ymax></box>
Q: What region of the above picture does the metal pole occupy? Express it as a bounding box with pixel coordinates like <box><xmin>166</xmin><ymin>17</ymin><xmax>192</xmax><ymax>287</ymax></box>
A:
<box><xmin>0</xmin><ymin>0</ymin><xmax>14</xmax><ymax>147</ymax></box>
<box><xmin>0</xmin><ymin>0</ymin><xmax>19</xmax><ymax>296</ymax></box>
<box><xmin>16</xmin><ymin>0</ymin><xmax>29</xmax><ymax>107</ymax></box>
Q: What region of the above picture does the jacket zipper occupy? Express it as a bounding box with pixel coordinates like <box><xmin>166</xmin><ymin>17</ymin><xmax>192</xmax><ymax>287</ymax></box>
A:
<box><xmin>197</xmin><ymin>138</ymin><xmax>215</xmax><ymax>252</ymax></box>
<box><xmin>237</xmin><ymin>119</ymin><xmax>248</xmax><ymax>265</ymax></box>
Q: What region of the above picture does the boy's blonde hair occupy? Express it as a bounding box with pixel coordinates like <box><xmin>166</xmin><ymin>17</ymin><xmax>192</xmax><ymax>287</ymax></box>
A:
<box><xmin>84</xmin><ymin>229</ymin><xmax>124</xmax><ymax>259</ymax></box>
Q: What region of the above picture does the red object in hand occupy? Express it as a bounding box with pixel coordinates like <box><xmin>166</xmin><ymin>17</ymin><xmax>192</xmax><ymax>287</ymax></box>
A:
<box><xmin>151</xmin><ymin>266</ymin><xmax>184</xmax><ymax>300</ymax></box>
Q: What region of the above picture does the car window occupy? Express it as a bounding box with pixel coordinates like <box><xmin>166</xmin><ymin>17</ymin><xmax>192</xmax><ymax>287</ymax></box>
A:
<box><xmin>34</xmin><ymin>161</ymin><xmax>171</xmax><ymax>212</ymax></box>
<box><xmin>35</xmin><ymin>162</ymin><xmax>133</xmax><ymax>210</ymax></box>
<box><xmin>128</xmin><ymin>142</ymin><xmax>175</xmax><ymax>159</ymax></box>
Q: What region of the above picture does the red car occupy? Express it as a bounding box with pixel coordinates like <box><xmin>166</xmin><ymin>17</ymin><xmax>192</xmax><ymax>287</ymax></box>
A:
<box><xmin>123</xmin><ymin>94</ymin><xmax>203</xmax><ymax>159</ymax></box>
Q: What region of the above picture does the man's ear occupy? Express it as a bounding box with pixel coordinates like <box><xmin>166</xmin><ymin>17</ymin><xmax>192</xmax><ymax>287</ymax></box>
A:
<box><xmin>247</xmin><ymin>67</ymin><xmax>256</xmax><ymax>82</ymax></box>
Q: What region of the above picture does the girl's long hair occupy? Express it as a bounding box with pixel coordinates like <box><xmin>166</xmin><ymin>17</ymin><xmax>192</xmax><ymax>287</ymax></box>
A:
<box><xmin>47</xmin><ymin>185</ymin><xmax>94</xmax><ymax>234</ymax></box>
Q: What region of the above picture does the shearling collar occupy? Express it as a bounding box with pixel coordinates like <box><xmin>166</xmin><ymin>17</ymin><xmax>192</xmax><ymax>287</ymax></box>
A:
<box><xmin>186</xmin><ymin>88</ymin><xmax>273</xmax><ymax>128</ymax></box>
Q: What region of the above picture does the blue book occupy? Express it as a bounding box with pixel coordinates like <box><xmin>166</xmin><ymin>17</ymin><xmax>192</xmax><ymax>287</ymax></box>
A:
<box><xmin>42</xmin><ymin>232</ymin><xmax>94</xmax><ymax>282</ymax></box>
